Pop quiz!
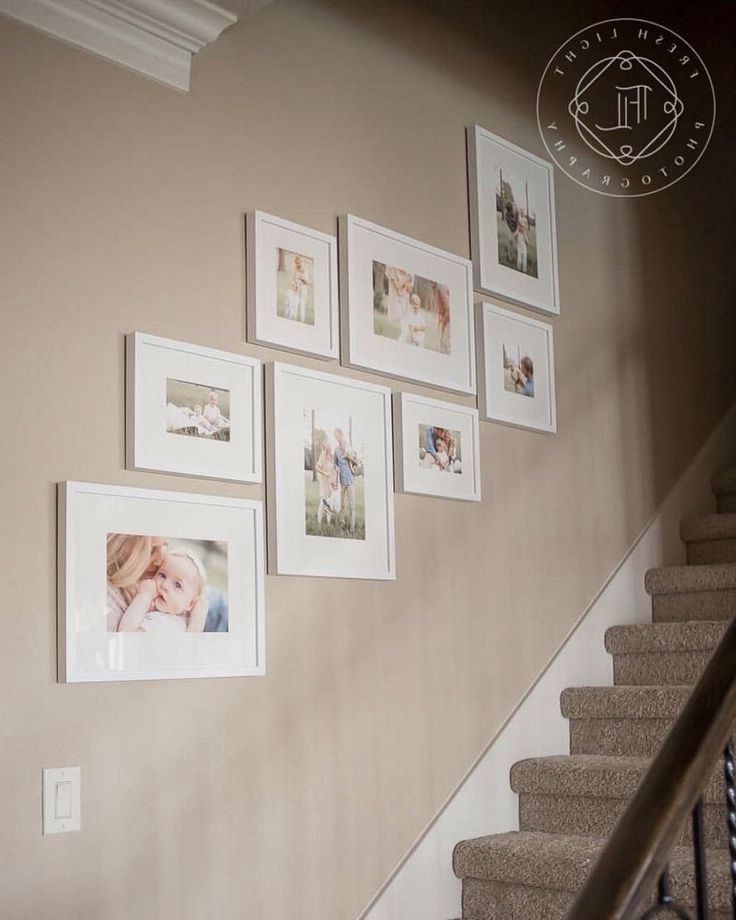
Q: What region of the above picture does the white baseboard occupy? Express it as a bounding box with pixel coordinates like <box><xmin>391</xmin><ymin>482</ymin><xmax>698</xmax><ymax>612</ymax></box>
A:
<box><xmin>359</xmin><ymin>403</ymin><xmax>736</xmax><ymax>920</ymax></box>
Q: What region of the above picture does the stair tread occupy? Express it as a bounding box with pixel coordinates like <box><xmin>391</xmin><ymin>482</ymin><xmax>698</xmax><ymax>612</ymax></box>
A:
<box><xmin>645</xmin><ymin>562</ymin><xmax>736</xmax><ymax>595</ymax></box>
<box><xmin>454</xmin><ymin>831</ymin><xmax>730</xmax><ymax>903</ymax></box>
<box><xmin>681</xmin><ymin>512</ymin><xmax>736</xmax><ymax>542</ymax></box>
<box><xmin>605</xmin><ymin>620</ymin><xmax>726</xmax><ymax>653</ymax></box>
<box><xmin>561</xmin><ymin>684</ymin><xmax>692</xmax><ymax>719</ymax></box>
<box><xmin>712</xmin><ymin>467</ymin><xmax>736</xmax><ymax>495</ymax></box>
<box><xmin>510</xmin><ymin>753</ymin><xmax>723</xmax><ymax>802</ymax></box>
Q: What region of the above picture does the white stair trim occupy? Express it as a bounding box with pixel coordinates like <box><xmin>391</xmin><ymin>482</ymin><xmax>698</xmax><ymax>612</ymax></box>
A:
<box><xmin>0</xmin><ymin>0</ymin><xmax>237</xmax><ymax>91</ymax></box>
<box><xmin>360</xmin><ymin>400</ymin><xmax>736</xmax><ymax>920</ymax></box>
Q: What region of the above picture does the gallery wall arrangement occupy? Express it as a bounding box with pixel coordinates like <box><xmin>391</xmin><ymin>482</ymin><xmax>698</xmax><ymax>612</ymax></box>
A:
<box><xmin>58</xmin><ymin>124</ymin><xmax>560</xmax><ymax>683</ymax></box>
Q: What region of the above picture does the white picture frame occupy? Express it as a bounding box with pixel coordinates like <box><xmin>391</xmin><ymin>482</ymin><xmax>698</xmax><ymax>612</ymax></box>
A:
<box><xmin>246</xmin><ymin>210</ymin><xmax>339</xmax><ymax>360</ymax></box>
<box><xmin>476</xmin><ymin>301</ymin><xmax>557</xmax><ymax>433</ymax></box>
<box><xmin>339</xmin><ymin>214</ymin><xmax>476</xmax><ymax>394</ymax></box>
<box><xmin>58</xmin><ymin>481</ymin><xmax>266</xmax><ymax>683</ymax></box>
<box><xmin>393</xmin><ymin>392</ymin><xmax>481</xmax><ymax>502</ymax></box>
<box><xmin>126</xmin><ymin>332</ymin><xmax>263</xmax><ymax>483</ymax></box>
<box><xmin>266</xmin><ymin>361</ymin><xmax>396</xmax><ymax>580</ymax></box>
<box><xmin>468</xmin><ymin>126</ymin><xmax>560</xmax><ymax>316</ymax></box>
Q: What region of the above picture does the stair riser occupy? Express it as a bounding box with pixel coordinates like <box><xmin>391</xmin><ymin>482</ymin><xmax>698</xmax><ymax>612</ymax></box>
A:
<box><xmin>569</xmin><ymin>717</ymin><xmax>672</xmax><ymax>757</ymax></box>
<box><xmin>461</xmin><ymin>878</ymin><xmax>731</xmax><ymax>920</ymax></box>
<box><xmin>686</xmin><ymin>538</ymin><xmax>736</xmax><ymax>564</ymax></box>
<box><xmin>519</xmin><ymin>795</ymin><xmax>726</xmax><ymax>848</ymax></box>
<box><xmin>612</xmin><ymin>650</ymin><xmax>713</xmax><ymax>685</ymax></box>
<box><xmin>652</xmin><ymin>588</ymin><xmax>736</xmax><ymax>622</ymax></box>
<box><xmin>717</xmin><ymin>494</ymin><xmax>736</xmax><ymax>513</ymax></box>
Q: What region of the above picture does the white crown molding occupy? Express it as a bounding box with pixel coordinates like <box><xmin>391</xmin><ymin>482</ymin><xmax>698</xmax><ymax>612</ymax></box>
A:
<box><xmin>0</xmin><ymin>0</ymin><xmax>238</xmax><ymax>91</ymax></box>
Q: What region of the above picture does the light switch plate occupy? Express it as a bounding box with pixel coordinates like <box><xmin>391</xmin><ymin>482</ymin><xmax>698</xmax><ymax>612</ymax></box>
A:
<box><xmin>43</xmin><ymin>767</ymin><xmax>80</xmax><ymax>834</ymax></box>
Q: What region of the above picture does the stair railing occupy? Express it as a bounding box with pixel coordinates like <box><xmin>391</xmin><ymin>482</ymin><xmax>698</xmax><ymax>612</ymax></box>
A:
<box><xmin>566</xmin><ymin>614</ymin><xmax>736</xmax><ymax>920</ymax></box>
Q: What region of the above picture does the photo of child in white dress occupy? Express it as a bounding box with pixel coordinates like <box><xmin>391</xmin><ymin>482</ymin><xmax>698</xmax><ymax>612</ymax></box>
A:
<box><xmin>502</xmin><ymin>344</ymin><xmax>535</xmax><ymax>398</ymax></box>
<box><xmin>418</xmin><ymin>424</ymin><xmax>462</xmax><ymax>474</ymax></box>
<box><xmin>106</xmin><ymin>534</ymin><xmax>229</xmax><ymax>634</ymax></box>
<box><xmin>495</xmin><ymin>169</ymin><xmax>538</xmax><ymax>279</ymax></box>
<box><xmin>372</xmin><ymin>261</ymin><xmax>451</xmax><ymax>355</ymax></box>
<box><xmin>303</xmin><ymin>408</ymin><xmax>365</xmax><ymax>540</ymax></box>
<box><xmin>277</xmin><ymin>248</ymin><xmax>315</xmax><ymax>325</ymax></box>
<box><xmin>166</xmin><ymin>379</ymin><xmax>231</xmax><ymax>441</ymax></box>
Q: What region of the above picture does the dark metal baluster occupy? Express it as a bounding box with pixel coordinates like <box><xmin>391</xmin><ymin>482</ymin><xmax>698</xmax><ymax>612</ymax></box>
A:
<box><xmin>692</xmin><ymin>798</ymin><xmax>708</xmax><ymax>919</ymax></box>
<box><xmin>641</xmin><ymin>868</ymin><xmax>693</xmax><ymax>919</ymax></box>
<box><xmin>724</xmin><ymin>743</ymin><xmax>736</xmax><ymax>917</ymax></box>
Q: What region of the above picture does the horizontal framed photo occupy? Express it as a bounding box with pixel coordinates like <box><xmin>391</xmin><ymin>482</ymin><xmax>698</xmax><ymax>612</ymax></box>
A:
<box><xmin>468</xmin><ymin>126</ymin><xmax>560</xmax><ymax>315</ymax></box>
<box><xmin>477</xmin><ymin>301</ymin><xmax>557</xmax><ymax>433</ymax></box>
<box><xmin>246</xmin><ymin>210</ymin><xmax>339</xmax><ymax>360</ymax></box>
<box><xmin>339</xmin><ymin>214</ymin><xmax>476</xmax><ymax>394</ymax></box>
<box><xmin>58</xmin><ymin>481</ymin><xmax>266</xmax><ymax>682</ymax></box>
<box><xmin>393</xmin><ymin>392</ymin><xmax>481</xmax><ymax>502</ymax></box>
<box><xmin>126</xmin><ymin>332</ymin><xmax>263</xmax><ymax>483</ymax></box>
<box><xmin>266</xmin><ymin>362</ymin><xmax>395</xmax><ymax>580</ymax></box>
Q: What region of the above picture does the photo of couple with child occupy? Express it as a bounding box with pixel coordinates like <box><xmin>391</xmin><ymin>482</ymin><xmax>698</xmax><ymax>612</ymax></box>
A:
<box><xmin>304</xmin><ymin>410</ymin><xmax>366</xmax><ymax>541</ymax></box>
<box><xmin>418</xmin><ymin>424</ymin><xmax>462</xmax><ymax>474</ymax></box>
<box><xmin>165</xmin><ymin>379</ymin><xmax>231</xmax><ymax>441</ymax></box>
<box><xmin>372</xmin><ymin>261</ymin><xmax>451</xmax><ymax>355</ymax></box>
<box><xmin>106</xmin><ymin>533</ymin><xmax>229</xmax><ymax>634</ymax></box>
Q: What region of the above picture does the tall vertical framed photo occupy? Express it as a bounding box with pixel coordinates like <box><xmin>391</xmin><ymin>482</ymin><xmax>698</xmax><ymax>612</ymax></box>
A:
<box><xmin>468</xmin><ymin>126</ymin><xmax>560</xmax><ymax>315</ymax></box>
<box><xmin>266</xmin><ymin>362</ymin><xmax>395</xmax><ymax>580</ymax></box>
<box><xmin>58</xmin><ymin>481</ymin><xmax>266</xmax><ymax>683</ymax></box>
<box><xmin>246</xmin><ymin>210</ymin><xmax>339</xmax><ymax>360</ymax></box>
<box><xmin>339</xmin><ymin>214</ymin><xmax>476</xmax><ymax>394</ymax></box>
<box><xmin>477</xmin><ymin>301</ymin><xmax>557</xmax><ymax>433</ymax></box>
<box><xmin>126</xmin><ymin>333</ymin><xmax>262</xmax><ymax>483</ymax></box>
<box><xmin>393</xmin><ymin>392</ymin><xmax>481</xmax><ymax>502</ymax></box>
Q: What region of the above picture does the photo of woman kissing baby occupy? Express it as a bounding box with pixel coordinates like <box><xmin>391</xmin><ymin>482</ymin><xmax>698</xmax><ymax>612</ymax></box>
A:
<box><xmin>106</xmin><ymin>533</ymin><xmax>229</xmax><ymax>633</ymax></box>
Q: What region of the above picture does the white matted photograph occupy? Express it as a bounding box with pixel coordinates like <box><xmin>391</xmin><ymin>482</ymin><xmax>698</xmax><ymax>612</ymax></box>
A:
<box><xmin>246</xmin><ymin>210</ymin><xmax>339</xmax><ymax>360</ymax></box>
<box><xmin>266</xmin><ymin>362</ymin><xmax>395</xmax><ymax>580</ymax></box>
<box><xmin>58</xmin><ymin>481</ymin><xmax>266</xmax><ymax>682</ymax></box>
<box><xmin>468</xmin><ymin>126</ymin><xmax>560</xmax><ymax>315</ymax></box>
<box><xmin>339</xmin><ymin>214</ymin><xmax>475</xmax><ymax>394</ymax></box>
<box><xmin>476</xmin><ymin>301</ymin><xmax>557</xmax><ymax>433</ymax></box>
<box><xmin>393</xmin><ymin>392</ymin><xmax>481</xmax><ymax>502</ymax></box>
<box><xmin>126</xmin><ymin>332</ymin><xmax>262</xmax><ymax>483</ymax></box>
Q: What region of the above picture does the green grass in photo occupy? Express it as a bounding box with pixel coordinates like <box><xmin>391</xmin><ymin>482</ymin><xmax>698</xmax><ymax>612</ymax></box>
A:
<box><xmin>495</xmin><ymin>217</ymin><xmax>538</xmax><ymax>279</ymax></box>
<box><xmin>304</xmin><ymin>473</ymin><xmax>365</xmax><ymax>540</ymax></box>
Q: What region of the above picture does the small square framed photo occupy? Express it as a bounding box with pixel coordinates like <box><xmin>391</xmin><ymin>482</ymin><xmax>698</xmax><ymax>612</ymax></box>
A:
<box><xmin>477</xmin><ymin>301</ymin><xmax>557</xmax><ymax>433</ymax></box>
<box><xmin>393</xmin><ymin>392</ymin><xmax>481</xmax><ymax>502</ymax></box>
<box><xmin>126</xmin><ymin>332</ymin><xmax>262</xmax><ymax>483</ymax></box>
<box><xmin>339</xmin><ymin>214</ymin><xmax>475</xmax><ymax>394</ymax></box>
<box><xmin>266</xmin><ymin>362</ymin><xmax>395</xmax><ymax>580</ymax></box>
<box><xmin>58</xmin><ymin>481</ymin><xmax>266</xmax><ymax>683</ymax></box>
<box><xmin>246</xmin><ymin>210</ymin><xmax>339</xmax><ymax>360</ymax></box>
<box><xmin>468</xmin><ymin>126</ymin><xmax>560</xmax><ymax>316</ymax></box>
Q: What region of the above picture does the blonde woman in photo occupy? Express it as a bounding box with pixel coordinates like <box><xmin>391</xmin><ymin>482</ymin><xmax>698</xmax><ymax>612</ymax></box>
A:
<box><xmin>315</xmin><ymin>439</ymin><xmax>338</xmax><ymax>525</ymax></box>
<box><xmin>385</xmin><ymin>266</ymin><xmax>413</xmax><ymax>325</ymax></box>
<box><xmin>286</xmin><ymin>255</ymin><xmax>310</xmax><ymax>322</ymax></box>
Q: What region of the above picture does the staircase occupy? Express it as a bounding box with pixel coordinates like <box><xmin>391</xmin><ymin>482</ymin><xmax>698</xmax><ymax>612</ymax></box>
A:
<box><xmin>453</xmin><ymin>468</ymin><xmax>736</xmax><ymax>920</ymax></box>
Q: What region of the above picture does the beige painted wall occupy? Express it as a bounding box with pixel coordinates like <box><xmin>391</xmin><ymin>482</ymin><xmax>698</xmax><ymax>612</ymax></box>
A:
<box><xmin>1</xmin><ymin>1</ymin><xmax>734</xmax><ymax>918</ymax></box>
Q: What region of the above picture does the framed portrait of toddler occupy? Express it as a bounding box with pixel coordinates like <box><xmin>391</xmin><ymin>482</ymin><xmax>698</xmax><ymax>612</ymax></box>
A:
<box><xmin>339</xmin><ymin>214</ymin><xmax>476</xmax><ymax>394</ymax></box>
<box><xmin>468</xmin><ymin>126</ymin><xmax>560</xmax><ymax>316</ymax></box>
<box><xmin>246</xmin><ymin>210</ymin><xmax>339</xmax><ymax>360</ymax></box>
<box><xmin>58</xmin><ymin>481</ymin><xmax>266</xmax><ymax>683</ymax></box>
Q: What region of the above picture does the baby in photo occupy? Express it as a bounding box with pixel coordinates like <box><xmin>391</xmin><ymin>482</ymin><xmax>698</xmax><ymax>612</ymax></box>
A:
<box><xmin>400</xmin><ymin>294</ymin><xmax>428</xmax><ymax>347</ymax></box>
<box><xmin>117</xmin><ymin>549</ymin><xmax>207</xmax><ymax>633</ymax></box>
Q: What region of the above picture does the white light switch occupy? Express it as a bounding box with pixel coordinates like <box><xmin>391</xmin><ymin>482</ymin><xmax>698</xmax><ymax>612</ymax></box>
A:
<box><xmin>43</xmin><ymin>767</ymin><xmax>80</xmax><ymax>834</ymax></box>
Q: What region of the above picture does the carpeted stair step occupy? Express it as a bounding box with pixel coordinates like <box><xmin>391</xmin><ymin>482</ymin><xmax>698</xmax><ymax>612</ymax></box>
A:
<box><xmin>645</xmin><ymin>563</ymin><xmax>736</xmax><ymax>621</ymax></box>
<box><xmin>681</xmin><ymin>513</ymin><xmax>736</xmax><ymax>564</ymax></box>
<box><xmin>713</xmin><ymin>468</ymin><xmax>736</xmax><ymax>513</ymax></box>
<box><xmin>605</xmin><ymin>621</ymin><xmax>725</xmax><ymax>685</ymax></box>
<box><xmin>560</xmin><ymin>685</ymin><xmax>691</xmax><ymax>756</ymax></box>
<box><xmin>510</xmin><ymin>754</ymin><xmax>727</xmax><ymax>847</ymax></box>
<box><xmin>453</xmin><ymin>831</ymin><xmax>731</xmax><ymax>920</ymax></box>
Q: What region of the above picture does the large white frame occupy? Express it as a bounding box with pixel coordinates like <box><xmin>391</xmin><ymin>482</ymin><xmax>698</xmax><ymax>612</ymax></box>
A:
<box><xmin>393</xmin><ymin>392</ymin><xmax>481</xmax><ymax>502</ymax></box>
<box><xmin>266</xmin><ymin>362</ymin><xmax>396</xmax><ymax>580</ymax></box>
<box><xmin>246</xmin><ymin>210</ymin><xmax>339</xmax><ymax>360</ymax></box>
<box><xmin>476</xmin><ymin>301</ymin><xmax>557</xmax><ymax>433</ymax></box>
<box><xmin>339</xmin><ymin>214</ymin><xmax>476</xmax><ymax>394</ymax></box>
<box><xmin>126</xmin><ymin>332</ymin><xmax>263</xmax><ymax>483</ymax></box>
<box><xmin>58</xmin><ymin>481</ymin><xmax>266</xmax><ymax>683</ymax></box>
<box><xmin>468</xmin><ymin>126</ymin><xmax>560</xmax><ymax>316</ymax></box>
